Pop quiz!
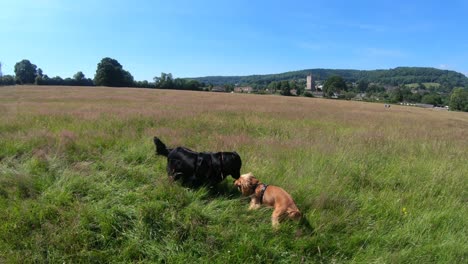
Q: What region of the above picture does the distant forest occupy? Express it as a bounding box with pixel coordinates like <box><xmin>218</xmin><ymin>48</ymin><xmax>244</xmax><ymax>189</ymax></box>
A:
<box><xmin>191</xmin><ymin>67</ymin><xmax>468</xmax><ymax>89</ymax></box>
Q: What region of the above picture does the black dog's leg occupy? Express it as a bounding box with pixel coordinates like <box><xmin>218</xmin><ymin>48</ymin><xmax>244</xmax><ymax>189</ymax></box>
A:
<box><xmin>186</xmin><ymin>174</ymin><xmax>199</xmax><ymax>187</ymax></box>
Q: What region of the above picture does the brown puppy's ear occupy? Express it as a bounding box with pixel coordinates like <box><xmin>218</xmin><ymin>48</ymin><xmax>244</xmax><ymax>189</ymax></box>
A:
<box><xmin>250</xmin><ymin>177</ymin><xmax>259</xmax><ymax>186</ymax></box>
<box><xmin>233</xmin><ymin>179</ymin><xmax>240</xmax><ymax>186</ymax></box>
<box><xmin>236</xmin><ymin>178</ymin><xmax>249</xmax><ymax>195</ymax></box>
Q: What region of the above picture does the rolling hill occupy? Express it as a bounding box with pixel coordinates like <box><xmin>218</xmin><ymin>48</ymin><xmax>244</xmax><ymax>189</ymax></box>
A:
<box><xmin>190</xmin><ymin>67</ymin><xmax>468</xmax><ymax>88</ymax></box>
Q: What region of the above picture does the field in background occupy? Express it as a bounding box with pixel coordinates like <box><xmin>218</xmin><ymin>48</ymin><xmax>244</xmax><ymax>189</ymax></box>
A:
<box><xmin>405</xmin><ymin>82</ymin><xmax>441</xmax><ymax>89</ymax></box>
<box><xmin>0</xmin><ymin>86</ymin><xmax>467</xmax><ymax>263</ymax></box>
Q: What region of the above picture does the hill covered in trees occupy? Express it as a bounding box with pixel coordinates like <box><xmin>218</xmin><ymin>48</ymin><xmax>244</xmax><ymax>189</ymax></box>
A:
<box><xmin>191</xmin><ymin>67</ymin><xmax>468</xmax><ymax>89</ymax></box>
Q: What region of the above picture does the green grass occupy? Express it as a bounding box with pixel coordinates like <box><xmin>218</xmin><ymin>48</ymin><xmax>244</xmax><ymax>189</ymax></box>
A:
<box><xmin>0</xmin><ymin>86</ymin><xmax>467</xmax><ymax>263</ymax></box>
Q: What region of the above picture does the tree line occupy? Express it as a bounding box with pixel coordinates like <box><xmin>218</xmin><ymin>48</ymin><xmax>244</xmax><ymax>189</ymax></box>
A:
<box><xmin>192</xmin><ymin>67</ymin><xmax>468</xmax><ymax>91</ymax></box>
<box><xmin>0</xmin><ymin>58</ymin><xmax>204</xmax><ymax>91</ymax></box>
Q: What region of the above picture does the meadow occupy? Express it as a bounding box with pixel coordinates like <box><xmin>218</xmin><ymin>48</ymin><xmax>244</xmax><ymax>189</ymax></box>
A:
<box><xmin>0</xmin><ymin>86</ymin><xmax>467</xmax><ymax>263</ymax></box>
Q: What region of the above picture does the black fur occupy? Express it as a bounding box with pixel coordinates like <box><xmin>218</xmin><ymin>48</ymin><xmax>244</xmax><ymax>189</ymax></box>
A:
<box><xmin>154</xmin><ymin>137</ymin><xmax>242</xmax><ymax>187</ymax></box>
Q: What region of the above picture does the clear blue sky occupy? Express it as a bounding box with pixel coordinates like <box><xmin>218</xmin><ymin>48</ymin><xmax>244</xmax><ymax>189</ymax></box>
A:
<box><xmin>1</xmin><ymin>0</ymin><xmax>467</xmax><ymax>81</ymax></box>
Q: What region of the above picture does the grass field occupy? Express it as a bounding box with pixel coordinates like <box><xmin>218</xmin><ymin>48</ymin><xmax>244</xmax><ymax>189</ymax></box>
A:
<box><xmin>0</xmin><ymin>85</ymin><xmax>467</xmax><ymax>263</ymax></box>
<box><xmin>405</xmin><ymin>83</ymin><xmax>441</xmax><ymax>89</ymax></box>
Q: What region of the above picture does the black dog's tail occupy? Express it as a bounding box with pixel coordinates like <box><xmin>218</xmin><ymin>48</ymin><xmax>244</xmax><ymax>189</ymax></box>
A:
<box><xmin>153</xmin><ymin>137</ymin><xmax>171</xmax><ymax>157</ymax></box>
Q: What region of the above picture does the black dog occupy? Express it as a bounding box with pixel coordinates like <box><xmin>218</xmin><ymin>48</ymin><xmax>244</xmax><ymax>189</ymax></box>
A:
<box><xmin>154</xmin><ymin>137</ymin><xmax>242</xmax><ymax>187</ymax></box>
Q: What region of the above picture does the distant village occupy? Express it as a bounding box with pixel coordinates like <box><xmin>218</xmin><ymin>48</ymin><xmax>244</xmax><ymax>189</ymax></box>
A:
<box><xmin>211</xmin><ymin>74</ymin><xmax>323</xmax><ymax>95</ymax></box>
<box><xmin>210</xmin><ymin>74</ymin><xmax>452</xmax><ymax>110</ymax></box>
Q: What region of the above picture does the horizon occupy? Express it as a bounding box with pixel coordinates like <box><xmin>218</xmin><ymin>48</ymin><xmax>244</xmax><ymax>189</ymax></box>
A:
<box><xmin>1</xmin><ymin>0</ymin><xmax>468</xmax><ymax>81</ymax></box>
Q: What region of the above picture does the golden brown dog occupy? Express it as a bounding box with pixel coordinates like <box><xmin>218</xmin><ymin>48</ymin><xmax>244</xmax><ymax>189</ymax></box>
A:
<box><xmin>234</xmin><ymin>172</ymin><xmax>301</xmax><ymax>227</ymax></box>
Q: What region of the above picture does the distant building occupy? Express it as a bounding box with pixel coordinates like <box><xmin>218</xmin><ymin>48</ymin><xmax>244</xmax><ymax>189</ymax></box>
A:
<box><xmin>415</xmin><ymin>103</ymin><xmax>434</xmax><ymax>108</ymax></box>
<box><xmin>306</xmin><ymin>74</ymin><xmax>313</xmax><ymax>90</ymax></box>
<box><xmin>234</xmin><ymin>86</ymin><xmax>253</xmax><ymax>93</ymax></box>
<box><xmin>354</xmin><ymin>93</ymin><xmax>366</xmax><ymax>101</ymax></box>
<box><xmin>211</xmin><ymin>86</ymin><xmax>226</xmax><ymax>92</ymax></box>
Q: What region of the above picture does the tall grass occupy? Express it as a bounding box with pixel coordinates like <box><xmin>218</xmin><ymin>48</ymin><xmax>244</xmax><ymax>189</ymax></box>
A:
<box><xmin>0</xmin><ymin>86</ymin><xmax>467</xmax><ymax>263</ymax></box>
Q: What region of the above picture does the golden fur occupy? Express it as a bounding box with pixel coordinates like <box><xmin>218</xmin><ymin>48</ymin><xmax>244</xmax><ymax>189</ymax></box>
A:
<box><xmin>234</xmin><ymin>172</ymin><xmax>301</xmax><ymax>227</ymax></box>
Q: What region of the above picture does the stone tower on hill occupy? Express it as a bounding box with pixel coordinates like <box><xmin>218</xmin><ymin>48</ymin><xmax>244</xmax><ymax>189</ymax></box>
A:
<box><xmin>306</xmin><ymin>74</ymin><xmax>313</xmax><ymax>90</ymax></box>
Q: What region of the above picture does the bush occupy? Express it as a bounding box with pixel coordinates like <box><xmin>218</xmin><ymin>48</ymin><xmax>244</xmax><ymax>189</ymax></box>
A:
<box><xmin>0</xmin><ymin>75</ymin><xmax>16</xmax><ymax>86</ymax></box>
<box><xmin>421</xmin><ymin>93</ymin><xmax>442</xmax><ymax>106</ymax></box>
<box><xmin>449</xmin><ymin>88</ymin><xmax>468</xmax><ymax>111</ymax></box>
<box><xmin>343</xmin><ymin>91</ymin><xmax>357</xmax><ymax>100</ymax></box>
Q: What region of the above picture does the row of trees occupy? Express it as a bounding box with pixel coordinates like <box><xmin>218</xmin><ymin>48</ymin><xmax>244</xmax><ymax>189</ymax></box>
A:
<box><xmin>0</xmin><ymin>75</ymin><xmax>15</xmax><ymax>86</ymax></box>
<box><xmin>265</xmin><ymin>80</ymin><xmax>304</xmax><ymax>96</ymax></box>
<box><xmin>153</xmin><ymin>72</ymin><xmax>203</xmax><ymax>90</ymax></box>
<box><xmin>9</xmin><ymin>59</ymin><xmax>94</xmax><ymax>87</ymax></box>
<box><xmin>2</xmin><ymin>58</ymin><xmax>204</xmax><ymax>91</ymax></box>
<box><xmin>35</xmin><ymin>73</ymin><xmax>94</xmax><ymax>86</ymax></box>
